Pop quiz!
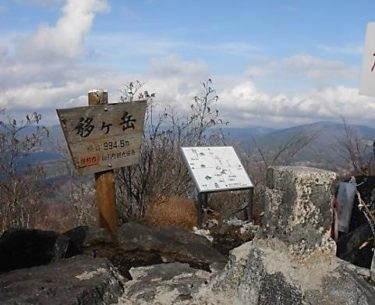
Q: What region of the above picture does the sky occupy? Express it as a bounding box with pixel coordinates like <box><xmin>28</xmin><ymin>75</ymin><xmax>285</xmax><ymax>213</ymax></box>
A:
<box><xmin>0</xmin><ymin>0</ymin><xmax>375</xmax><ymax>128</ymax></box>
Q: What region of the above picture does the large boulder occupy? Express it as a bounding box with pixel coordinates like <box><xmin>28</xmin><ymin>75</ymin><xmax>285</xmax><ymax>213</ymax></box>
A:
<box><xmin>0</xmin><ymin>226</ymin><xmax>114</xmax><ymax>274</ymax></box>
<box><xmin>263</xmin><ymin>166</ymin><xmax>337</xmax><ymax>258</ymax></box>
<box><xmin>0</xmin><ymin>229</ymin><xmax>62</xmax><ymax>272</ymax></box>
<box><xmin>117</xmin><ymin>263</ymin><xmax>211</xmax><ymax>305</ymax></box>
<box><xmin>117</xmin><ymin>166</ymin><xmax>375</xmax><ymax>305</ymax></box>
<box><xmin>117</xmin><ymin>222</ymin><xmax>226</xmax><ymax>270</ymax></box>
<box><xmin>204</xmin><ymin>238</ymin><xmax>375</xmax><ymax>305</ymax></box>
<box><xmin>200</xmin><ymin>166</ymin><xmax>375</xmax><ymax>305</ymax></box>
<box><xmin>0</xmin><ymin>255</ymin><xmax>124</xmax><ymax>305</ymax></box>
<box><xmin>63</xmin><ymin>225</ymin><xmax>114</xmax><ymax>257</ymax></box>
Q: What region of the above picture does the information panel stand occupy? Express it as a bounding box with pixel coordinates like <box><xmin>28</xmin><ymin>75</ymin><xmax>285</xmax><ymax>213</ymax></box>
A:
<box><xmin>181</xmin><ymin>146</ymin><xmax>254</xmax><ymax>227</ymax></box>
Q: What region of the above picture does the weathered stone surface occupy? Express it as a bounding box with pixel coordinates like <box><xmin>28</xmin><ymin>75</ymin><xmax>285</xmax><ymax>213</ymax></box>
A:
<box><xmin>117</xmin><ymin>263</ymin><xmax>211</xmax><ymax>305</ymax></box>
<box><xmin>263</xmin><ymin>166</ymin><xmax>337</xmax><ymax>259</ymax></box>
<box><xmin>203</xmin><ymin>238</ymin><xmax>375</xmax><ymax>305</ymax></box>
<box><xmin>0</xmin><ymin>229</ymin><xmax>60</xmax><ymax>272</ymax></box>
<box><xmin>210</xmin><ymin>220</ymin><xmax>259</xmax><ymax>255</ymax></box>
<box><xmin>337</xmin><ymin>222</ymin><xmax>374</xmax><ymax>268</ymax></box>
<box><xmin>336</xmin><ymin>175</ymin><xmax>375</xmax><ymax>269</ymax></box>
<box><xmin>114</xmin><ymin>238</ymin><xmax>375</xmax><ymax>305</ymax></box>
<box><xmin>0</xmin><ymin>255</ymin><xmax>124</xmax><ymax>305</ymax></box>
<box><xmin>117</xmin><ymin>222</ymin><xmax>226</xmax><ymax>269</ymax></box>
<box><xmin>63</xmin><ymin>226</ymin><xmax>114</xmax><ymax>257</ymax></box>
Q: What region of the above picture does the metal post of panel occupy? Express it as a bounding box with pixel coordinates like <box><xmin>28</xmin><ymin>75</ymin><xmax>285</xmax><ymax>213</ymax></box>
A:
<box><xmin>244</xmin><ymin>187</ymin><xmax>254</xmax><ymax>221</ymax></box>
<box><xmin>197</xmin><ymin>192</ymin><xmax>208</xmax><ymax>228</ymax></box>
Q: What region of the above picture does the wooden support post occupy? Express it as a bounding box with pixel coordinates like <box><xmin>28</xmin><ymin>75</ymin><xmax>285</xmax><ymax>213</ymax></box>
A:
<box><xmin>88</xmin><ymin>90</ymin><xmax>118</xmax><ymax>236</ymax></box>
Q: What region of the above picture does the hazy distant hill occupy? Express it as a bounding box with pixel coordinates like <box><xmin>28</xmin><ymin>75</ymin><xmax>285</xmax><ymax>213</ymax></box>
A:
<box><xmin>222</xmin><ymin>126</ymin><xmax>276</xmax><ymax>141</ymax></box>
<box><xmin>259</xmin><ymin>121</ymin><xmax>375</xmax><ymax>150</ymax></box>
<box><xmin>236</xmin><ymin>121</ymin><xmax>375</xmax><ymax>170</ymax></box>
<box><xmin>7</xmin><ymin>121</ymin><xmax>375</xmax><ymax>173</ymax></box>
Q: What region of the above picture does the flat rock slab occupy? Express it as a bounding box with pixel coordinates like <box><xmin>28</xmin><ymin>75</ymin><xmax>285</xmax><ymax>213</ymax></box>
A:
<box><xmin>0</xmin><ymin>255</ymin><xmax>124</xmax><ymax>305</ymax></box>
<box><xmin>118</xmin><ymin>223</ymin><xmax>226</xmax><ymax>270</ymax></box>
<box><xmin>117</xmin><ymin>263</ymin><xmax>211</xmax><ymax>305</ymax></box>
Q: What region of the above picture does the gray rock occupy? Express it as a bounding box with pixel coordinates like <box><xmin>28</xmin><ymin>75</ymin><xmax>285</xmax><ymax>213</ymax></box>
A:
<box><xmin>117</xmin><ymin>166</ymin><xmax>374</xmax><ymax>305</ymax></box>
<box><xmin>0</xmin><ymin>227</ymin><xmax>114</xmax><ymax>273</ymax></box>
<box><xmin>63</xmin><ymin>226</ymin><xmax>114</xmax><ymax>257</ymax></box>
<box><xmin>337</xmin><ymin>222</ymin><xmax>373</xmax><ymax>267</ymax></box>
<box><xmin>205</xmin><ymin>238</ymin><xmax>375</xmax><ymax>305</ymax></box>
<box><xmin>263</xmin><ymin>166</ymin><xmax>337</xmax><ymax>258</ymax></box>
<box><xmin>0</xmin><ymin>255</ymin><xmax>124</xmax><ymax>305</ymax></box>
<box><xmin>118</xmin><ymin>222</ymin><xmax>226</xmax><ymax>269</ymax></box>
<box><xmin>0</xmin><ymin>229</ymin><xmax>60</xmax><ymax>272</ymax></box>
<box><xmin>117</xmin><ymin>263</ymin><xmax>211</xmax><ymax>305</ymax></box>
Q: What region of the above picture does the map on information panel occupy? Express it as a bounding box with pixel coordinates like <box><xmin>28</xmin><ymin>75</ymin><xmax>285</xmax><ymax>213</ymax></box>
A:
<box><xmin>181</xmin><ymin>146</ymin><xmax>253</xmax><ymax>193</ymax></box>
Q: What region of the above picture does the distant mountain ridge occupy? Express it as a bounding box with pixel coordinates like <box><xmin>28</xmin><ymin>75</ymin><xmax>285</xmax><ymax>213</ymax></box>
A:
<box><xmin>6</xmin><ymin>121</ymin><xmax>375</xmax><ymax>173</ymax></box>
<box><xmin>227</xmin><ymin>121</ymin><xmax>375</xmax><ymax>142</ymax></box>
<box><xmin>231</xmin><ymin>121</ymin><xmax>375</xmax><ymax>171</ymax></box>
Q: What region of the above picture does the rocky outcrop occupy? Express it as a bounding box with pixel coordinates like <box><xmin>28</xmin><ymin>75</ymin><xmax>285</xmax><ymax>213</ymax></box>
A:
<box><xmin>117</xmin><ymin>222</ymin><xmax>226</xmax><ymax>270</ymax></box>
<box><xmin>3</xmin><ymin>166</ymin><xmax>374</xmax><ymax>305</ymax></box>
<box><xmin>201</xmin><ymin>166</ymin><xmax>375</xmax><ymax>305</ymax></box>
<box><xmin>0</xmin><ymin>229</ymin><xmax>61</xmax><ymax>272</ymax></box>
<box><xmin>0</xmin><ymin>255</ymin><xmax>124</xmax><ymax>305</ymax></box>
<box><xmin>63</xmin><ymin>225</ymin><xmax>114</xmax><ymax>257</ymax></box>
<box><xmin>118</xmin><ymin>238</ymin><xmax>375</xmax><ymax>305</ymax></box>
<box><xmin>117</xmin><ymin>166</ymin><xmax>375</xmax><ymax>305</ymax></box>
<box><xmin>263</xmin><ymin>166</ymin><xmax>337</xmax><ymax>258</ymax></box>
<box><xmin>117</xmin><ymin>263</ymin><xmax>211</xmax><ymax>305</ymax></box>
<box><xmin>205</xmin><ymin>238</ymin><xmax>375</xmax><ymax>305</ymax></box>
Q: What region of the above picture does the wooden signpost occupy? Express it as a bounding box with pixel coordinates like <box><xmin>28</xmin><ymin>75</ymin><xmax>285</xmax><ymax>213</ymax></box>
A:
<box><xmin>57</xmin><ymin>90</ymin><xmax>147</xmax><ymax>235</ymax></box>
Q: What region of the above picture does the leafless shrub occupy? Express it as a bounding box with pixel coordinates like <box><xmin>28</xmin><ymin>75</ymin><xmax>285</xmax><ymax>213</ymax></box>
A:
<box><xmin>116</xmin><ymin>79</ymin><xmax>227</xmax><ymax>221</ymax></box>
<box><xmin>235</xmin><ymin>129</ymin><xmax>320</xmax><ymax>223</ymax></box>
<box><xmin>0</xmin><ymin>111</ymin><xmax>49</xmax><ymax>232</ymax></box>
<box><xmin>336</xmin><ymin>119</ymin><xmax>375</xmax><ymax>176</ymax></box>
<box><xmin>46</xmin><ymin>136</ymin><xmax>98</xmax><ymax>230</ymax></box>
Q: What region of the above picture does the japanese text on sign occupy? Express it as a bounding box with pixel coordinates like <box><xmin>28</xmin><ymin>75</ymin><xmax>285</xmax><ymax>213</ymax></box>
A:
<box><xmin>57</xmin><ymin>101</ymin><xmax>147</xmax><ymax>175</ymax></box>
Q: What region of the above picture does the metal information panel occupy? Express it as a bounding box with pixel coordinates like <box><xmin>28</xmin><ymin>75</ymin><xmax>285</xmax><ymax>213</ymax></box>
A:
<box><xmin>360</xmin><ymin>22</ymin><xmax>375</xmax><ymax>97</ymax></box>
<box><xmin>57</xmin><ymin>101</ymin><xmax>147</xmax><ymax>175</ymax></box>
<box><xmin>181</xmin><ymin>146</ymin><xmax>253</xmax><ymax>193</ymax></box>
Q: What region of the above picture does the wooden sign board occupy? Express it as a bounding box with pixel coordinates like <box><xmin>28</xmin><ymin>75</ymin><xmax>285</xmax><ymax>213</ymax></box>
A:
<box><xmin>181</xmin><ymin>146</ymin><xmax>253</xmax><ymax>193</ymax></box>
<box><xmin>57</xmin><ymin>101</ymin><xmax>147</xmax><ymax>175</ymax></box>
<box><xmin>360</xmin><ymin>22</ymin><xmax>375</xmax><ymax>97</ymax></box>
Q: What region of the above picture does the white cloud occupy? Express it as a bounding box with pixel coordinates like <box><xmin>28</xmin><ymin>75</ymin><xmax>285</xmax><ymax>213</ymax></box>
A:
<box><xmin>0</xmin><ymin>45</ymin><xmax>8</xmax><ymax>59</ymax></box>
<box><xmin>218</xmin><ymin>80</ymin><xmax>375</xmax><ymax>127</ymax></box>
<box><xmin>0</xmin><ymin>0</ymin><xmax>113</xmax><ymax>124</ymax></box>
<box><xmin>0</xmin><ymin>71</ymin><xmax>127</xmax><ymax>115</ymax></box>
<box><xmin>195</xmin><ymin>42</ymin><xmax>260</xmax><ymax>57</ymax></box>
<box><xmin>150</xmin><ymin>55</ymin><xmax>208</xmax><ymax>77</ymax></box>
<box><xmin>88</xmin><ymin>33</ymin><xmax>260</xmax><ymax>61</ymax></box>
<box><xmin>0</xmin><ymin>1</ymin><xmax>372</xmax><ymax>129</ymax></box>
<box><xmin>13</xmin><ymin>0</ymin><xmax>64</xmax><ymax>6</ymax></box>
<box><xmin>0</xmin><ymin>54</ymin><xmax>209</xmax><ymax>123</ymax></box>
<box><xmin>317</xmin><ymin>44</ymin><xmax>363</xmax><ymax>56</ymax></box>
<box><xmin>246</xmin><ymin>54</ymin><xmax>358</xmax><ymax>82</ymax></box>
<box><xmin>17</xmin><ymin>0</ymin><xmax>109</xmax><ymax>61</ymax></box>
<box><xmin>2</xmin><ymin>43</ymin><xmax>374</xmax><ymax>128</ymax></box>
<box><xmin>1</xmin><ymin>50</ymin><xmax>374</xmax><ymax>128</ymax></box>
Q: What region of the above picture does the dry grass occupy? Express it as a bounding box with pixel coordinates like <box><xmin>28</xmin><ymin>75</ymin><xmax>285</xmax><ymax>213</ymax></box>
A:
<box><xmin>144</xmin><ymin>197</ymin><xmax>198</xmax><ymax>230</ymax></box>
